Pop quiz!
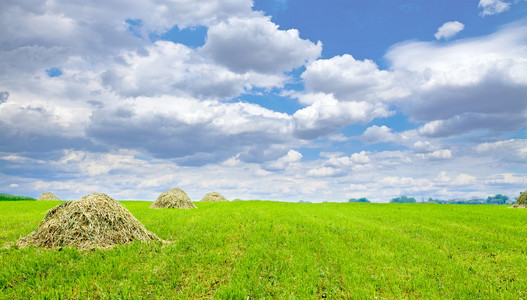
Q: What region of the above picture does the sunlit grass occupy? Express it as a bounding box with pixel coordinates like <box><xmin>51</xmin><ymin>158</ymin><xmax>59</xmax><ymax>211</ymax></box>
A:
<box><xmin>1</xmin><ymin>201</ymin><xmax>527</xmax><ymax>298</ymax></box>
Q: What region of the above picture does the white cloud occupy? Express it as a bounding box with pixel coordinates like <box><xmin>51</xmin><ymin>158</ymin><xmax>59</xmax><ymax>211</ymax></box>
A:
<box><xmin>381</xmin><ymin>176</ymin><xmax>417</xmax><ymax>187</ymax></box>
<box><xmin>360</xmin><ymin>125</ymin><xmax>400</xmax><ymax>144</ymax></box>
<box><xmin>417</xmin><ymin>149</ymin><xmax>453</xmax><ymax>160</ymax></box>
<box><xmin>221</xmin><ymin>155</ymin><xmax>243</xmax><ymax>167</ymax></box>
<box><xmin>307</xmin><ymin>166</ymin><xmax>341</xmax><ymax>177</ymax></box>
<box><xmin>0</xmin><ymin>154</ymin><xmax>45</xmax><ymax>164</ymax></box>
<box><xmin>415</xmin><ymin>113</ymin><xmax>526</xmax><ymax>137</ymax></box>
<box><xmin>327</xmin><ymin>133</ymin><xmax>350</xmax><ymax>142</ymax></box>
<box><xmin>293</xmin><ymin>94</ymin><xmax>392</xmax><ymax>139</ymax></box>
<box><xmin>350</xmin><ymin>151</ymin><xmax>371</xmax><ymax>165</ymax></box>
<box><xmin>412</xmin><ymin>141</ymin><xmax>439</xmax><ymax>153</ymax></box>
<box><xmin>485</xmin><ymin>173</ymin><xmax>527</xmax><ymax>185</ymax></box>
<box><xmin>201</xmin><ymin>16</ymin><xmax>322</xmax><ymax>74</ymax></box>
<box><xmin>299</xmin><ymin>23</ymin><xmax>527</xmax><ymax>139</ymax></box>
<box><xmin>102</xmin><ymin>41</ymin><xmax>287</xmax><ymax>99</ymax></box>
<box><xmin>19</xmin><ymin>0</ymin><xmax>255</xmax><ymax>33</ymax></box>
<box><xmin>478</xmin><ymin>0</ymin><xmax>511</xmax><ymax>16</ymax></box>
<box><xmin>454</xmin><ymin>173</ymin><xmax>478</xmax><ymax>185</ymax></box>
<box><xmin>0</xmin><ymin>0</ymin><xmax>256</xmax><ymax>83</ymax></box>
<box><xmin>302</xmin><ymin>54</ymin><xmax>410</xmax><ymax>103</ymax></box>
<box><xmin>434</xmin><ymin>171</ymin><xmax>477</xmax><ymax>186</ymax></box>
<box><xmin>475</xmin><ymin>139</ymin><xmax>527</xmax><ymax>162</ymax></box>
<box><xmin>434</xmin><ymin>21</ymin><xmax>465</xmax><ymax>40</ymax></box>
<box><xmin>435</xmin><ymin>171</ymin><xmax>451</xmax><ymax>183</ymax></box>
<box><xmin>266</xmin><ymin>150</ymin><xmax>302</xmax><ymax>170</ymax></box>
<box><xmin>386</xmin><ymin>22</ymin><xmax>527</xmax><ymax>136</ymax></box>
<box><xmin>86</xmin><ymin>96</ymin><xmax>296</xmax><ymax>164</ymax></box>
<box><xmin>57</xmin><ymin>149</ymin><xmax>151</xmax><ymax>177</ymax></box>
<box><xmin>325</xmin><ymin>151</ymin><xmax>371</xmax><ymax>168</ymax></box>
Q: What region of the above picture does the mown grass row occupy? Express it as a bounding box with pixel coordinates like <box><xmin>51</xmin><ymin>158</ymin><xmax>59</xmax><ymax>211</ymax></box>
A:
<box><xmin>1</xmin><ymin>200</ymin><xmax>527</xmax><ymax>298</ymax></box>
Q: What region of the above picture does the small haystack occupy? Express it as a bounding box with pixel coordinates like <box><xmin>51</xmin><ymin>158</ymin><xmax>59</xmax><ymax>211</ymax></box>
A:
<box><xmin>17</xmin><ymin>193</ymin><xmax>161</xmax><ymax>249</ymax></box>
<box><xmin>513</xmin><ymin>190</ymin><xmax>527</xmax><ymax>208</ymax></box>
<box><xmin>200</xmin><ymin>192</ymin><xmax>228</xmax><ymax>202</ymax></box>
<box><xmin>150</xmin><ymin>188</ymin><xmax>196</xmax><ymax>209</ymax></box>
<box><xmin>38</xmin><ymin>192</ymin><xmax>60</xmax><ymax>201</ymax></box>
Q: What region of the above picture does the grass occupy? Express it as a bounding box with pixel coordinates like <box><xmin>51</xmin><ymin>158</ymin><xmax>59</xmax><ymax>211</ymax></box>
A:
<box><xmin>1</xmin><ymin>200</ymin><xmax>527</xmax><ymax>298</ymax></box>
<box><xmin>0</xmin><ymin>193</ymin><xmax>36</xmax><ymax>201</ymax></box>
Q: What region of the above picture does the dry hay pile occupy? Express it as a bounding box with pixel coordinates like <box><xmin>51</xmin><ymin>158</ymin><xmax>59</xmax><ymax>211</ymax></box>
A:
<box><xmin>17</xmin><ymin>193</ymin><xmax>161</xmax><ymax>249</ymax></box>
<box><xmin>38</xmin><ymin>192</ymin><xmax>60</xmax><ymax>201</ymax></box>
<box><xmin>150</xmin><ymin>188</ymin><xmax>196</xmax><ymax>209</ymax></box>
<box><xmin>513</xmin><ymin>190</ymin><xmax>527</xmax><ymax>208</ymax></box>
<box><xmin>200</xmin><ymin>192</ymin><xmax>228</xmax><ymax>202</ymax></box>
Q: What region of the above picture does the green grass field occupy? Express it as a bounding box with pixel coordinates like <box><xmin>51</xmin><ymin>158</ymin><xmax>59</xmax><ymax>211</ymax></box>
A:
<box><xmin>1</xmin><ymin>200</ymin><xmax>527</xmax><ymax>299</ymax></box>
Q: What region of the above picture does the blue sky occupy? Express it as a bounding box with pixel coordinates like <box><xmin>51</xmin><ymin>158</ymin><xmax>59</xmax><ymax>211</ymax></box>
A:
<box><xmin>0</xmin><ymin>0</ymin><xmax>526</xmax><ymax>202</ymax></box>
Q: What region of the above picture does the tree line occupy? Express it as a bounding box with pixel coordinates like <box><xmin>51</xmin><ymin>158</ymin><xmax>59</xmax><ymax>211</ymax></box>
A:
<box><xmin>348</xmin><ymin>194</ymin><xmax>518</xmax><ymax>205</ymax></box>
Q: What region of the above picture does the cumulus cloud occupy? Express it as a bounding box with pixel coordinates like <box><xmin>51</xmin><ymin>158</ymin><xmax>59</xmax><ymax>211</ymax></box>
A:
<box><xmin>435</xmin><ymin>171</ymin><xmax>477</xmax><ymax>186</ymax></box>
<box><xmin>265</xmin><ymin>150</ymin><xmax>302</xmax><ymax>170</ymax></box>
<box><xmin>454</xmin><ymin>173</ymin><xmax>477</xmax><ymax>185</ymax></box>
<box><xmin>360</xmin><ymin>125</ymin><xmax>400</xmax><ymax>144</ymax></box>
<box><xmin>417</xmin><ymin>112</ymin><xmax>527</xmax><ymax>137</ymax></box>
<box><xmin>57</xmin><ymin>149</ymin><xmax>151</xmax><ymax>177</ymax></box>
<box><xmin>475</xmin><ymin>139</ymin><xmax>527</xmax><ymax>162</ymax></box>
<box><xmin>0</xmin><ymin>0</ymin><xmax>256</xmax><ymax>84</ymax></box>
<box><xmin>381</xmin><ymin>176</ymin><xmax>418</xmax><ymax>187</ymax></box>
<box><xmin>485</xmin><ymin>173</ymin><xmax>527</xmax><ymax>185</ymax></box>
<box><xmin>327</xmin><ymin>133</ymin><xmax>350</xmax><ymax>142</ymax></box>
<box><xmin>2</xmin><ymin>0</ymin><xmax>255</xmax><ymax>37</ymax></box>
<box><xmin>103</xmin><ymin>41</ymin><xmax>274</xmax><ymax>99</ymax></box>
<box><xmin>326</xmin><ymin>151</ymin><xmax>370</xmax><ymax>167</ymax></box>
<box><xmin>302</xmin><ymin>54</ymin><xmax>410</xmax><ymax>103</ymax></box>
<box><xmin>412</xmin><ymin>141</ymin><xmax>439</xmax><ymax>153</ymax></box>
<box><xmin>306</xmin><ymin>151</ymin><xmax>371</xmax><ymax>178</ymax></box>
<box><xmin>86</xmin><ymin>96</ymin><xmax>296</xmax><ymax>165</ymax></box>
<box><xmin>434</xmin><ymin>21</ymin><xmax>464</xmax><ymax>40</ymax></box>
<box><xmin>387</xmin><ymin>22</ymin><xmax>527</xmax><ymax>136</ymax></box>
<box><xmin>293</xmin><ymin>94</ymin><xmax>392</xmax><ymax>139</ymax></box>
<box><xmin>478</xmin><ymin>0</ymin><xmax>511</xmax><ymax>16</ymax></box>
<box><xmin>299</xmin><ymin>23</ymin><xmax>527</xmax><ymax>139</ymax></box>
<box><xmin>102</xmin><ymin>41</ymin><xmax>291</xmax><ymax>99</ymax></box>
<box><xmin>307</xmin><ymin>166</ymin><xmax>342</xmax><ymax>177</ymax></box>
<box><xmin>417</xmin><ymin>149</ymin><xmax>453</xmax><ymax>161</ymax></box>
<box><xmin>201</xmin><ymin>16</ymin><xmax>322</xmax><ymax>74</ymax></box>
<box><xmin>0</xmin><ymin>93</ymin><xmax>96</xmax><ymax>154</ymax></box>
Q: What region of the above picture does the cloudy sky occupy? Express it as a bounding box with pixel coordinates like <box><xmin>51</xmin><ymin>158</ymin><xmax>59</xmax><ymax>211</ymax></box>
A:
<box><xmin>1</xmin><ymin>0</ymin><xmax>526</xmax><ymax>202</ymax></box>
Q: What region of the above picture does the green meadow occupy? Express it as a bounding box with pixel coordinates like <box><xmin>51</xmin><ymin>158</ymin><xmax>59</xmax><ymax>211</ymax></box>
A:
<box><xmin>1</xmin><ymin>200</ymin><xmax>527</xmax><ymax>299</ymax></box>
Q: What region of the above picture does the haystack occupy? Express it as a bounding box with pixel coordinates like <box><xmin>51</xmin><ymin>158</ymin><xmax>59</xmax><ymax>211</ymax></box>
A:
<box><xmin>17</xmin><ymin>193</ymin><xmax>161</xmax><ymax>249</ymax></box>
<box><xmin>150</xmin><ymin>188</ymin><xmax>196</xmax><ymax>209</ymax></box>
<box><xmin>513</xmin><ymin>190</ymin><xmax>527</xmax><ymax>208</ymax></box>
<box><xmin>38</xmin><ymin>192</ymin><xmax>60</xmax><ymax>201</ymax></box>
<box><xmin>200</xmin><ymin>192</ymin><xmax>228</xmax><ymax>202</ymax></box>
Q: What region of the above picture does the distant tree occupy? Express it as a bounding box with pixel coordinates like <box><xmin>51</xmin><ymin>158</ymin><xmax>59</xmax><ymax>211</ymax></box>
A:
<box><xmin>427</xmin><ymin>197</ymin><xmax>445</xmax><ymax>204</ymax></box>
<box><xmin>390</xmin><ymin>196</ymin><xmax>417</xmax><ymax>203</ymax></box>
<box><xmin>348</xmin><ymin>197</ymin><xmax>370</xmax><ymax>203</ymax></box>
<box><xmin>486</xmin><ymin>194</ymin><xmax>509</xmax><ymax>205</ymax></box>
<box><xmin>0</xmin><ymin>193</ymin><xmax>36</xmax><ymax>201</ymax></box>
